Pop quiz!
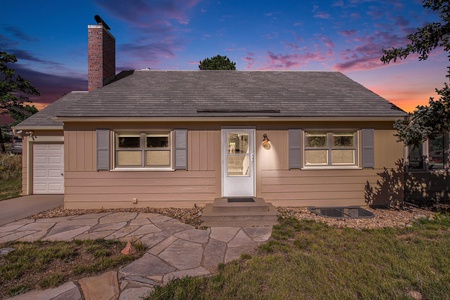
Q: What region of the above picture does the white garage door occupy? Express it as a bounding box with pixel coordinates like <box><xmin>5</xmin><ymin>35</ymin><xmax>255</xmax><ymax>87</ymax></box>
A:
<box><xmin>33</xmin><ymin>143</ymin><xmax>64</xmax><ymax>194</ymax></box>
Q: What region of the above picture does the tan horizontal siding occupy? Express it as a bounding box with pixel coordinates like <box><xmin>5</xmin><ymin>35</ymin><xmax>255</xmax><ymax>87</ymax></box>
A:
<box><xmin>65</xmin><ymin>177</ymin><xmax>215</xmax><ymax>187</ymax></box>
<box><xmin>64</xmin><ymin>170</ymin><xmax>217</xmax><ymax>209</ymax></box>
<box><xmin>260</xmin><ymin>168</ymin><xmax>379</xmax><ymax>207</ymax></box>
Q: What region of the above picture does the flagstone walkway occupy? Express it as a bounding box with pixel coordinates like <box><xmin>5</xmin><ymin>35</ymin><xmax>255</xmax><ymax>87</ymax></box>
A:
<box><xmin>0</xmin><ymin>212</ymin><xmax>273</xmax><ymax>300</ymax></box>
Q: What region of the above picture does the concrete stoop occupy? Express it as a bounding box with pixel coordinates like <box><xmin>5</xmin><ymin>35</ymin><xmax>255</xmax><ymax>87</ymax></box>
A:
<box><xmin>201</xmin><ymin>197</ymin><xmax>278</xmax><ymax>227</ymax></box>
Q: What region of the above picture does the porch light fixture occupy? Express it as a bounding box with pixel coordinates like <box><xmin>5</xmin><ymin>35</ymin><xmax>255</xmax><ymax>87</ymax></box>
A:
<box><xmin>262</xmin><ymin>134</ymin><xmax>271</xmax><ymax>150</ymax></box>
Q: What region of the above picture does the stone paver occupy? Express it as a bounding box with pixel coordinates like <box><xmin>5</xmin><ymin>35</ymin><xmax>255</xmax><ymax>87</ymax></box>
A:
<box><xmin>119</xmin><ymin>286</ymin><xmax>153</xmax><ymax>300</ymax></box>
<box><xmin>174</xmin><ymin>228</ymin><xmax>210</xmax><ymax>244</ymax></box>
<box><xmin>99</xmin><ymin>212</ymin><xmax>138</xmax><ymax>224</ymax></box>
<box><xmin>164</xmin><ymin>266</ymin><xmax>210</xmax><ymax>282</ymax></box>
<box><xmin>91</xmin><ymin>222</ymin><xmax>127</xmax><ymax>232</ymax></box>
<box><xmin>203</xmin><ymin>238</ymin><xmax>227</xmax><ymax>272</ymax></box>
<box><xmin>79</xmin><ymin>271</ymin><xmax>119</xmax><ymax>300</ymax></box>
<box><xmin>0</xmin><ymin>211</ymin><xmax>273</xmax><ymax>300</ymax></box>
<box><xmin>120</xmin><ymin>253</ymin><xmax>176</xmax><ymax>277</ymax></box>
<box><xmin>227</xmin><ymin>229</ymin><xmax>257</xmax><ymax>248</ymax></box>
<box><xmin>210</xmin><ymin>227</ymin><xmax>240</xmax><ymax>243</ymax></box>
<box><xmin>0</xmin><ymin>231</ymin><xmax>35</xmax><ymax>243</ymax></box>
<box><xmin>9</xmin><ymin>281</ymin><xmax>81</xmax><ymax>300</ymax></box>
<box><xmin>148</xmin><ymin>235</ymin><xmax>178</xmax><ymax>255</ymax></box>
<box><xmin>242</xmin><ymin>226</ymin><xmax>273</xmax><ymax>243</ymax></box>
<box><xmin>43</xmin><ymin>226</ymin><xmax>91</xmax><ymax>241</ymax></box>
<box><xmin>159</xmin><ymin>239</ymin><xmax>203</xmax><ymax>270</ymax></box>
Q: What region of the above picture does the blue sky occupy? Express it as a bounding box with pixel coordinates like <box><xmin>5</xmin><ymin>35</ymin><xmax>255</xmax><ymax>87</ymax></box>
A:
<box><xmin>0</xmin><ymin>0</ymin><xmax>447</xmax><ymax>112</ymax></box>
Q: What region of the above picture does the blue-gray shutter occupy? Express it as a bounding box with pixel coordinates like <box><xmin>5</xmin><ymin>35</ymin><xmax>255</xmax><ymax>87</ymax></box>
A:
<box><xmin>289</xmin><ymin>129</ymin><xmax>302</xmax><ymax>169</ymax></box>
<box><xmin>174</xmin><ymin>129</ymin><xmax>188</xmax><ymax>170</ymax></box>
<box><xmin>362</xmin><ymin>128</ymin><xmax>374</xmax><ymax>168</ymax></box>
<box><xmin>96</xmin><ymin>129</ymin><xmax>110</xmax><ymax>171</ymax></box>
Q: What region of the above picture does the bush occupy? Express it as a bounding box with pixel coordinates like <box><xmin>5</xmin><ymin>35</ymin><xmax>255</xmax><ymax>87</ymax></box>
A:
<box><xmin>0</xmin><ymin>154</ymin><xmax>21</xmax><ymax>180</ymax></box>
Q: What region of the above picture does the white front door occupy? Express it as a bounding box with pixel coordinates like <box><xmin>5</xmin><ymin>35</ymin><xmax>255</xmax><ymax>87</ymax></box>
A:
<box><xmin>33</xmin><ymin>143</ymin><xmax>64</xmax><ymax>194</ymax></box>
<box><xmin>222</xmin><ymin>128</ymin><xmax>255</xmax><ymax>197</ymax></box>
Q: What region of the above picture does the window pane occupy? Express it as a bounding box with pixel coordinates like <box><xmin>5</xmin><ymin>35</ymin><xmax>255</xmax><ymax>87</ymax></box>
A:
<box><xmin>333</xmin><ymin>133</ymin><xmax>354</xmax><ymax>147</ymax></box>
<box><xmin>147</xmin><ymin>135</ymin><xmax>169</xmax><ymax>148</ymax></box>
<box><xmin>146</xmin><ymin>150</ymin><xmax>170</xmax><ymax>166</ymax></box>
<box><xmin>305</xmin><ymin>132</ymin><xmax>327</xmax><ymax>147</ymax></box>
<box><xmin>305</xmin><ymin>150</ymin><xmax>328</xmax><ymax>165</ymax></box>
<box><xmin>408</xmin><ymin>146</ymin><xmax>423</xmax><ymax>170</ymax></box>
<box><xmin>228</xmin><ymin>133</ymin><xmax>249</xmax><ymax>154</ymax></box>
<box><xmin>228</xmin><ymin>155</ymin><xmax>250</xmax><ymax>176</ymax></box>
<box><xmin>429</xmin><ymin>134</ymin><xmax>444</xmax><ymax>169</ymax></box>
<box><xmin>332</xmin><ymin>150</ymin><xmax>355</xmax><ymax>164</ymax></box>
<box><xmin>117</xmin><ymin>151</ymin><xmax>141</xmax><ymax>166</ymax></box>
<box><xmin>117</xmin><ymin>135</ymin><xmax>140</xmax><ymax>148</ymax></box>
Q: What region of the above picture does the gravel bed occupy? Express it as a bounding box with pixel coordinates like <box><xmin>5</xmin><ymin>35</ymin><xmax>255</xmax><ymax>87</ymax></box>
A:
<box><xmin>30</xmin><ymin>205</ymin><xmax>435</xmax><ymax>229</ymax></box>
<box><xmin>277</xmin><ymin>206</ymin><xmax>435</xmax><ymax>229</ymax></box>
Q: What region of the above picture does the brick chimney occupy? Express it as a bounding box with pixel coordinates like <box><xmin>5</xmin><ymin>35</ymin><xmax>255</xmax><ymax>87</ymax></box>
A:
<box><xmin>88</xmin><ymin>15</ymin><xmax>116</xmax><ymax>91</ymax></box>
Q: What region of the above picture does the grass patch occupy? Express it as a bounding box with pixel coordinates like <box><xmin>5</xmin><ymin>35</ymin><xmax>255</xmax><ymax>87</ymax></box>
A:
<box><xmin>0</xmin><ymin>154</ymin><xmax>22</xmax><ymax>201</ymax></box>
<box><xmin>146</xmin><ymin>215</ymin><xmax>450</xmax><ymax>300</ymax></box>
<box><xmin>0</xmin><ymin>239</ymin><xmax>145</xmax><ymax>298</ymax></box>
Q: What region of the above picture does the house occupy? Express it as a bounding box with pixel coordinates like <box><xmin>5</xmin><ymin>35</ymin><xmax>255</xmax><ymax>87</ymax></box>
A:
<box><xmin>15</xmin><ymin>17</ymin><xmax>408</xmax><ymax>210</ymax></box>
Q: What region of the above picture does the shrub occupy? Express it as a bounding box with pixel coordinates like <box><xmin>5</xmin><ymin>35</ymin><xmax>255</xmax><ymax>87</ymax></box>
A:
<box><xmin>0</xmin><ymin>154</ymin><xmax>21</xmax><ymax>181</ymax></box>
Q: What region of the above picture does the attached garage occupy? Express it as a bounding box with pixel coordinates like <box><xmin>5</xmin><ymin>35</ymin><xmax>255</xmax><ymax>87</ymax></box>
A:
<box><xmin>33</xmin><ymin>143</ymin><xmax>64</xmax><ymax>194</ymax></box>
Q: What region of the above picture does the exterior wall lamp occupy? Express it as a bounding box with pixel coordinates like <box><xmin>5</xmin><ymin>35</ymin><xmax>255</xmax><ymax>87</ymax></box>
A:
<box><xmin>262</xmin><ymin>134</ymin><xmax>271</xmax><ymax>150</ymax></box>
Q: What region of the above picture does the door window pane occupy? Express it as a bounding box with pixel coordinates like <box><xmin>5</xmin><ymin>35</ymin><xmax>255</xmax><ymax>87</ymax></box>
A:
<box><xmin>228</xmin><ymin>133</ymin><xmax>249</xmax><ymax>154</ymax></box>
<box><xmin>228</xmin><ymin>155</ymin><xmax>250</xmax><ymax>176</ymax></box>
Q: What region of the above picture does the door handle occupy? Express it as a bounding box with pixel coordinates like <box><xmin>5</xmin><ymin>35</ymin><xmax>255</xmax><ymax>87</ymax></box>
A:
<box><xmin>251</xmin><ymin>154</ymin><xmax>254</xmax><ymax>162</ymax></box>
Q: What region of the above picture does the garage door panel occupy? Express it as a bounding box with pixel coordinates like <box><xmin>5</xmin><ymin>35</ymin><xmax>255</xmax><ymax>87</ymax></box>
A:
<box><xmin>48</xmin><ymin>169</ymin><xmax>62</xmax><ymax>178</ymax></box>
<box><xmin>34</xmin><ymin>156</ymin><xmax>47</xmax><ymax>164</ymax></box>
<box><xmin>33</xmin><ymin>143</ymin><xmax>64</xmax><ymax>194</ymax></box>
<box><xmin>49</xmin><ymin>184</ymin><xmax>63</xmax><ymax>191</ymax></box>
<box><xmin>48</xmin><ymin>144</ymin><xmax>63</xmax><ymax>150</ymax></box>
<box><xmin>48</xmin><ymin>156</ymin><xmax>63</xmax><ymax>164</ymax></box>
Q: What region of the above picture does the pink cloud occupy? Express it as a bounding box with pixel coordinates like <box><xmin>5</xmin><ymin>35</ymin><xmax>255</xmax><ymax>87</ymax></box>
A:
<box><xmin>314</xmin><ymin>12</ymin><xmax>331</xmax><ymax>19</ymax></box>
<box><xmin>338</xmin><ymin>30</ymin><xmax>357</xmax><ymax>37</ymax></box>
<box><xmin>257</xmin><ymin>50</ymin><xmax>329</xmax><ymax>70</ymax></box>
<box><xmin>333</xmin><ymin>31</ymin><xmax>410</xmax><ymax>72</ymax></box>
<box><xmin>319</xmin><ymin>35</ymin><xmax>335</xmax><ymax>49</ymax></box>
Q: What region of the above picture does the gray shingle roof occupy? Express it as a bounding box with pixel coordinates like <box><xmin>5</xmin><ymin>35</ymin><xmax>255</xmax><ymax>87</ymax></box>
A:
<box><xmin>58</xmin><ymin>71</ymin><xmax>405</xmax><ymax>118</ymax></box>
<box><xmin>17</xmin><ymin>71</ymin><xmax>406</xmax><ymax>129</ymax></box>
<box><xmin>15</xmin><ymin>91</ymin><xmax>88</xmax><ymax>129</ymax></box>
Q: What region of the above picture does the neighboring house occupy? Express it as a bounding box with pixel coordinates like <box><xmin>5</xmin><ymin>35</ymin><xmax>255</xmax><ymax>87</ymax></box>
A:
<box><xmin>15</xmin><ymin>18</ymin><xmax>409</xmax><ymax>209</ymax></box>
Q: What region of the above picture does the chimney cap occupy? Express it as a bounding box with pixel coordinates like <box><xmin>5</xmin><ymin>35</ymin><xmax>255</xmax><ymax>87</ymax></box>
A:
<box><xmin>94</xmin><ymin>15</ymin><xmax>111</xmax><ymax>30</ymax></box>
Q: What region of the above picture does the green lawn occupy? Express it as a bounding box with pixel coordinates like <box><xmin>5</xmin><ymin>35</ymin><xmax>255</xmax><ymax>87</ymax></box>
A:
<box><xmin>147</xmin><ymin>215</ymin><xmax>450</xmax><ymax>300</ymax></box>
<box><xmin>0</xmin><ymin>239</ymin><xmax>146</xmax><ymax>298</ymax></box>
<box><xmin>0</xmin><ymin>178</ymin><xmax>21</xmax><ymax>201</ymax></box>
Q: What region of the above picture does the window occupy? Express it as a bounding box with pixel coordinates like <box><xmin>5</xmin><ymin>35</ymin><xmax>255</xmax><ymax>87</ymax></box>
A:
<box><xmin>407</xmin><ymin>132</ymin><xmax>449</xmax><ymax>171</ymax></box>
<box><xmin>304</xmin><ymin>131</ymin><xmax>358</xmax><ymax>167</ymax></box>
<box><xmin>115</xmin><ymin>132</ymin><xmax>171</xmax><ymax>168</ymax></box>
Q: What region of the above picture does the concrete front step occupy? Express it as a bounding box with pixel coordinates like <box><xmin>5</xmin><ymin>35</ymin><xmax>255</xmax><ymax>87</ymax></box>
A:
<box><xmin>211</xmin><ymin>197</ymin><xmax>272</xmax><ymax>213</ymax></box>
<box><xmin>201</xmin><ymin>199</ymin><xmax>279</xmax><ymax>227</ymax></box>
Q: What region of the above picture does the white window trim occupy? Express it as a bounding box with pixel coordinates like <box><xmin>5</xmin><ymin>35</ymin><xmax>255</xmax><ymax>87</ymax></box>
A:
<box><xmin>113</xmin><ymin>131</ymin><xmax>174</xmax><ymax>171</ymax></box>
<box><xmin>302</xmin><ymin>129</ymin><xmax>361</xmax><ymax>170</ymax></box>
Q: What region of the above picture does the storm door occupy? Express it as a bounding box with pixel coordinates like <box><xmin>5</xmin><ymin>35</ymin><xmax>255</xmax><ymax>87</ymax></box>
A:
<box><xmin>222</xmin><ymin>128</ymin><xmax>255</xmax><ymax>197</ymax></box>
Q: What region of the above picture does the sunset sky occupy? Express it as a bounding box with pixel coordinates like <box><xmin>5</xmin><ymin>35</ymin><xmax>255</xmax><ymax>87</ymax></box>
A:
<box><xmin>1</xmin><ymin>0</ymin><xmax>447</xmax><ymax>112</ymax></box>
